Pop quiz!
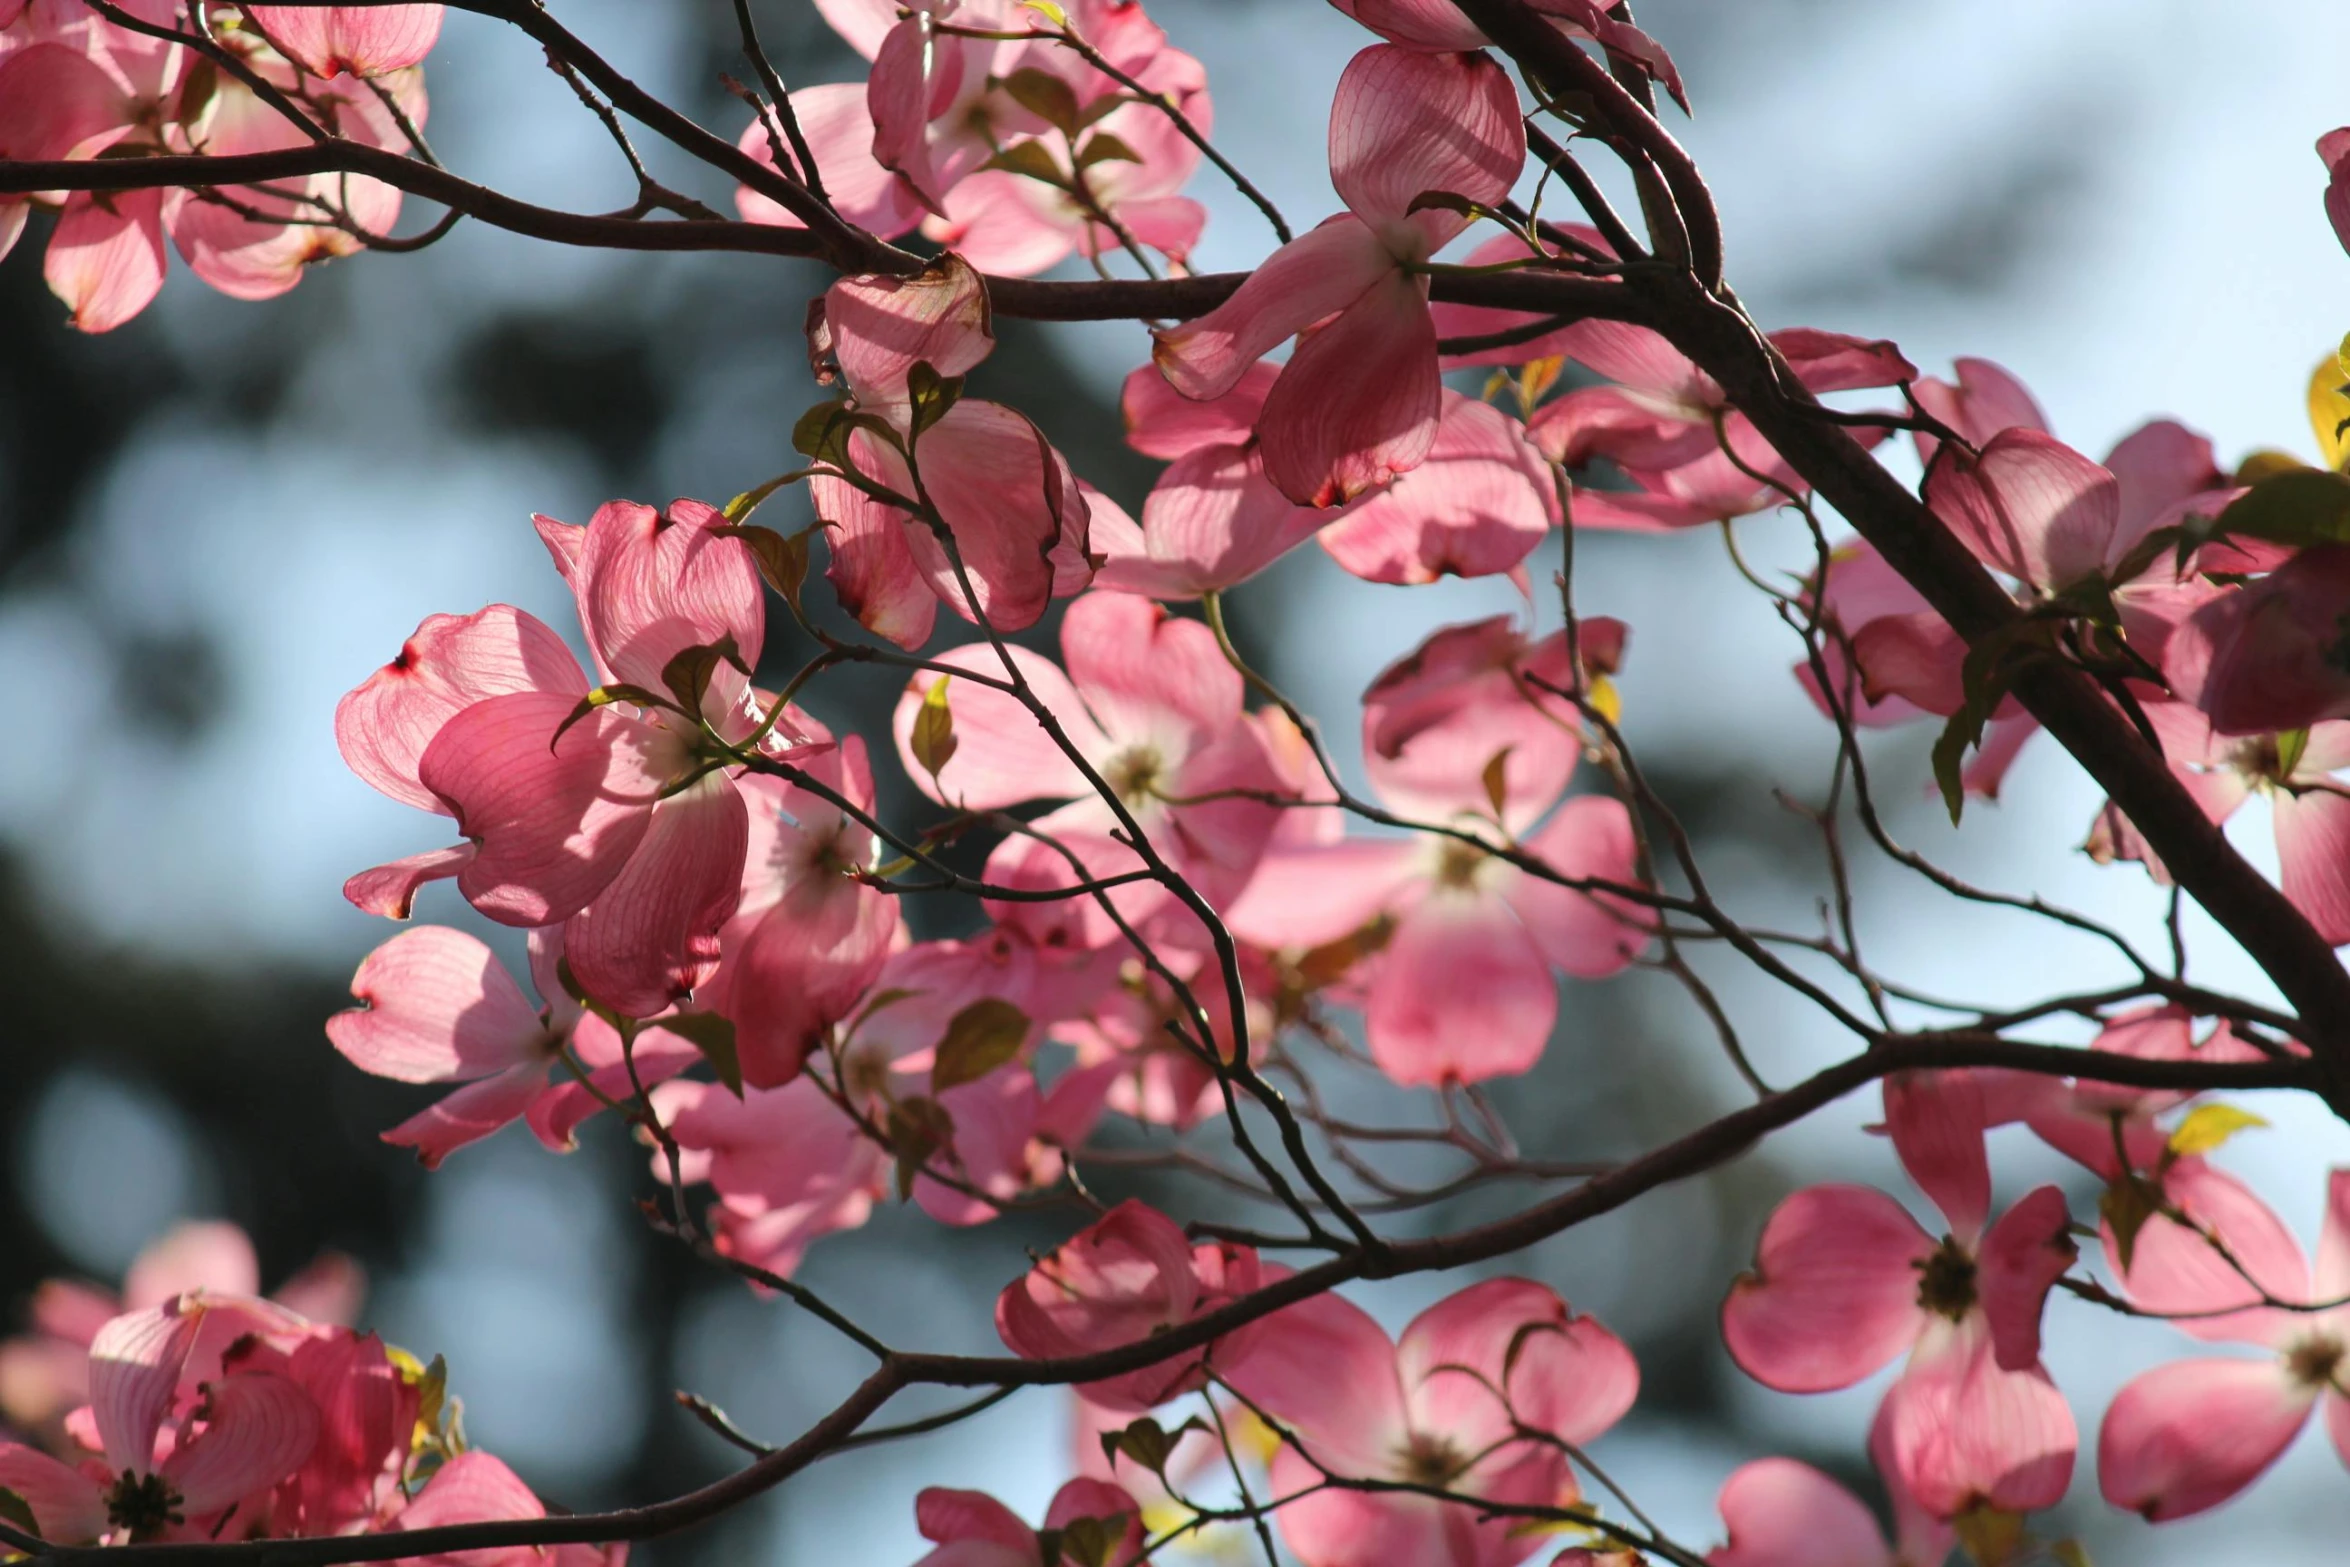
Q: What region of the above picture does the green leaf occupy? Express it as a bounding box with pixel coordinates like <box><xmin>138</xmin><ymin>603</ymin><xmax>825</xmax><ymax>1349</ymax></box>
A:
<box><xmin>1000</xmin><ymin>67</ymin><xmax>1081</xmax><ymax>136</ymax></box>
<box><xmin>724</xmin><ymin>472</ymin><xmax>800</xmax><ymax>524</ymax></box>
<box><xmin>2167</xmin><ymin>1102</ymin><xmax>2269</xmax><ymax>1158</ymax></box>
<box><xmin>981</xmin><ymin>139</ymin><xmax>1068</xmax><ymax>185</ymax></box>
<box><xmin>1099</xmin><ymin>1415</ymin><xmax>1178</xmax><ymax>1477</ymax></box>
<box><xmin>1051</xmin><ymin>1512</ymin><xmax>1131</xmax><ymax>1567</ymax></box>
<box><xmin>792</xmin><ymin>401</ymin><xmax>902</xmax><ymax>470</ymax></box>
<box><xmin>911</xmin><ymin>675</ymin><xmax>959</xmax><ymax>783</ymax></box>
<box><xmin>931</xmin><ymin>997</ymin><xmax>1030</xmax><ymax>1093</ymax></box>
<box><xmin>717</xmin><ymin>522</ymin><xmax>815</xmax><ymax>610</ymax></box>
<box><xmin>1074</xmin><ymin>131</ymin><xmax>1141</xmax><ymax>171</ymax></box>
<box><xmin>887</xmin><ymin>1095</ymin><xmax>956</xmax><ymax>1201</ymax></box>
<box><xmin>659</xmin><ymin>1011</ymin><xmax>743</xmax><ymax>1097</ymax></box>
<box><xmin>2100</xmin><ymin>1174</ymin><xmax>2163</xmax><ymax>1273</ymax></box>
<box><xmin>2278</xmin><ymin>726</ymin><xmax>2313</xmax><ymax>779</ymax></box>
<box><xmin>1021</xmin><ymin>0</ymin><xmax>1069</xmax><ymax>25</ymax></box>
<box><xmin>2205</xmin><ymin>468</ymin><xmax>2350</xmax><ymax>550</ymax></box>
<box><xmin>1479</xmin><ymin>747</ymin><xmax>1514</xmax><ymax>821</ymax></box>
<box><xmin>1931</xmin><ymin>619</ymin><xmax>2055</xmax><ymax>824</ymax></box>
<box><xmin>906</xmin><ymin>360</ymin><xmax>965</xmax><ymax>440</ymax></box>
<box><xmin>0</xmin><ymin>1486</ymin><xmax>43</xmax><ymax>1544</ymax></box>
<box><xmin>660</xmin><ymin>632</ymin><xmax>749</xmax><ymax>715</ymax></box>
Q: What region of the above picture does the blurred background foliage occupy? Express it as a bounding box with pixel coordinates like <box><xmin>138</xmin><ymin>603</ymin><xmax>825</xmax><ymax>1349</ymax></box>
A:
<box><xmin>4</xmin><ymin>0</ymin><xmax>2349</xmax><ymax>1560</ymax></box>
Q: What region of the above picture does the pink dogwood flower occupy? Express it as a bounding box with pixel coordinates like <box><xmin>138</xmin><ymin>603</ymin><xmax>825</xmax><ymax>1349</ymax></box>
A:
<box><xmin>1228</xmin><ymin>1277</ymin><xmax>1638</xmax><ymax>1567</ymax></box>
<box><xmin>996</xmin><ymin>1199</ymin><xmax>1263</xmax><ymax>1411</ymax></box>
<box><xmin>1226</xmin><ymin>616</ymin><xmax>1645</xmax><ymax>1085</ymax></box>
<box><xmin>2099</xmin><ymin>1169</ymin><xmax>2350</xmax><ymax>1520</ymax></box>
<box><xmin>893</xmin><ymin>590</ymin><xmax>1281</xmax><ymax>947</ymax></box>
<box><xmin>327</xmin><ymin>924</ymin><xmax>703</xmax><ymax>1167</ymax></box>
<box><xmin>909</xmin><ymin>1478</ymin><xmax>1143</xmax><ymax>1567</ymax></box>
<box><xmin>810</xmin><ymin>254</ymin><xmax>1096</xmax><ymax>641</ymax></box>
<box><xmin>1153</xmin><ymin>44</ymin><xmax>1525</xmax><ymax>506</ymax></box>
<box><xmin>1721</xmin><ymin>1072</ymin><xmax>2079</xmax><ymax>1521</ymax></box>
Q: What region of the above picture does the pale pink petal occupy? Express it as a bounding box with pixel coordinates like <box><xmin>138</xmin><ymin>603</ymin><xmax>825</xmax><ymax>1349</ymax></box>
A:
<box><xmin>337</xmin><ymin>605</ymin><xmax>585</xmax><ymax>812</ymax></box>
<box><xmin>1883</xmin><ymin>1070</ymin><xmax>1990</xmax><ymax>1240</ymax></box>
<box><xmin>811</xmin><ymin>0</ymin><xmax>900</xmax><ymax>59</ymax></box>
<box><xmin>1259</xmin><ymin>268</ymin><xmax>1441</xmax><ymax>508</ymax></box>
<box><xmin>89</xmin><ymin>1300</ymin><xmax>203</xmax><ymax>1475</ymax></box>
<box><xmin>0</xmin><ymin>1446</ymin><xmax>103</xmax><ymax>1545</ymax></box>
<box><xmin>1222</xmin><ymin>837</ymin><xmax>1423</xmax><ymax>951</ymax></box>
<box><xmin>1925</xmin><ymin>427</ymin><xmax>2121</xmax><ymax>591</ymax></box>
<box><xmin>892</xmin><ymin>649</ymin><xmax>1100</xmax><ymax>810</ymax></box>
<box><xmin>920</xmin><ymin>171</ymin><xmax>1079</xmax><ymax>279</ymax></box>
<box><xmin>564</xmin><ymin>772</ymin><xmax>748</xmax><ymax>1018</ymax></box>
<box><xmin>381</xmin><ymin>1062</ymin><xmax>548</xmax><ymax>1169</ymax></box>
<box><xmin>162</xmin><ymin>1369</ymin><xmax>320</xmax><ymax>1516</ymax></box>
<box><xmin>1263</xmin><ymin>1461</ymin><xmax>1446</xmax><ymax>1567</ymax></box>
<box><xmin>1317</xmin><ymin>390</ymin><xmax>1553</xmax><ymax>582</ymax></box>
<box><xmin>1503</xmin><ymin>795</ymin><xmax>1647</xmax><ymax>979</ymax></box>
<box><xmin>1710</xmin><ymin>1458</ymin><xmax>1892</xmax><ymax>1567</ymax></box>
<box><xmin>1327</xmin><ymin>45</ymin><xmax>1524</xmax><ymax>243</ymax></box>
<box><xmin>270</xmin><ymin>1253</ymin><xmax>367</xmax><ymax>1327</ymax></box>
<box><xmin>865</xmin><ymin>16</ymin><xmax>962</xmax><ymax>216</ymax></box>
<box><xmin>1122</xmin><ymin>362</ymin><xmax>1281</xmax><ymax>459</ymax></box>
<box><xmin>1911</xmin><ymin>357</ymin><xmax>2048</xmax><ymax>465</ymax></box>
<box><xmin>327</xmin><ymin>926</ymin><xmax>546</xmax><ymax>1084</ymax></box>
<box><xmin>2105</xmin><ymin>418</ymin><xmax>2223</xmax><ymax>553</ymax></box>
<box><xmin>124</xmin><ymin>1223</ymin><xmax>261</xmax><ymax>1309</ymax></box>
<box><xmin>47</xmin><ymin>188</ymin><xmax>168</xmax><ymax>334</ymax></box>
<box><xmin>1226</xmin><ymin>1289</ymin><xmax>1408</xmax><ymax>1478</ymax></box>
<box><xmin>343</xmin><ymin>843</ymin><xmax>476</xmax><ymax>920</ymax></box>
<box><xmin>1095</xmin><ymin>443</ymin><xmax>1325</xmax><ymax>597</ymax></box>
<box><xmin>1359</xmin><ymin>615</ymin><xmax>1581</xmax><ymax>825</ymax></box>
<box><xmin>732</xmin><ymin>82</ymin><xmax>926</xmax><ymax>238</ymax></box>
<box><xmin>1721</xmin><ymin>1184</ymin><xmax>1932</xmax><ymax>1393</ymax></box>
<box><xmin>1061</xmin><ymin>591</ymin><xmax>1239</xmax><ymax>757</ymax></box>
<box><xmin>1881</xmin><ymin>1317</ymin><xmax>2075</xmax><ymax>1518</ymax></box>
<box><xmin>419</xmin><ymin>692</ymin><xmax>665</xmax><ymax>927</ymax></box>
<box><xmin>1105</xmin><ymin>195</ymin><xmax>1205</xmax><ymax>266</ymax></box>
<box><xmin>2315</xmin><ymin>1169</ymin><xmax>2350</xmax><ymax>1303</ymax></box>
<box><xmin>897</xmin><ymin>400</ymin><xmax>1088</xmax><ymax>632</ymax></box>
<box><xmin>918</xmin><ymin>1066</ymin><xmax>1040</xmax><ymax>1226</ymax></box>
<box><xmin>820</xmin><ymin>252</ymin><xmax>994</xmax><ymax>407</ymax></box>
<box><xmin>1975</xmin><ymin>1185</ymin><xmax>2076</xmax><ymax>1372</ymax></box>
<box><xmin>1366</xmin><ymin>893</ymin><xmax>1555</xmax><ymax>1085</ymax></box>
<box><xmin>1151</xmin><ymin>216</ymin><xmax>1394</xmax><ymax>402</ymax></box>
<box><xmin>2272</xmin><ymin>786</ymin><xmax>2350</xmax><ymax>946</ymax></box>
<box><xmin>571</xmin><ymin>498</ymin><xmax>764</xmax><ymax>703</ymax></box>
<box><xmin>2098</xmin><ymin>1356</ymin><xmax>2313</xmax><ymax>1521</ymax></box>
<box><xmin>245</xmin><ymin>5</ymin><xmax>442</xmax><ymax>76</ymax></box>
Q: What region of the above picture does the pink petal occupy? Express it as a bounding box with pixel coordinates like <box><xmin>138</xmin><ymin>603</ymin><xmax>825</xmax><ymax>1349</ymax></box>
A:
<box><xmin>2315</xmin><ymin>1168</ymin><xmax>2350</xmax><ymax>1303</ymax></box>
<box><xmin>714</xmin><ymin>885</ymin><xmax>896</xmax><ymax>1092</ymax></box>
<box><xmin>1317</xmin><ymin>390</ymin><xmax>1554</xmax><ymax>581</ymax></box>
<box><xmin>820</xmin><ymin>252</ymin><xmax>994</xmax><ymax>408</ymax></box>
<box><xmin>1328</xmin><ymin>0</ymin><xmax>1488</xmax><ymax>51</ymax></box>
<box><xmin>1883</xmin><ymin>1069</ymin><xmax>1990</xmax><ymax>1240</ymax></box>
<box><xmin>419</xmin><ymin>691</ymin><xmax>666</xmax><ymax>927</ymax></box>
<box><xmin>125</xmin><ymin>1223</ymin><xmax>261</xmax><ymax>1310</ymax></box>
<box><xmin>244</xmin><ymin>5</ymin><xmax>442</xmax><ymax>76</ymax></box>
<box><xmin>571</xmin><ymin>498</ymin><xmax>764</xmax><ymax>703</ymax></box>
<box><xmin>89</xmin><ymin>1300</ymin><xmax>204</xmax><ymax>1475</ymax></box>
<box><xmin>343</xmin><ymin>843</ymin><xmax>476</xmax><ymax>920</ymax></box>
<box><xmin>392</xmin><ymin>1449</ymin><xmax>545</xmax><ymax>1567</ymax></box>
<box><xmin>732</xmin><ymin>82</ymin><xmax>926</xmax><ymax>238</ymax></box>
<box><xmin>1721</xmin><ymin>1184</ymin><xmax>1932</xmax><ymax>1393</ymax></box>
<box><xmin>1769</xmin><ymin>327</ymin><xmax>1918</xmax><ymax>393</ymax></box>
<box><xmin>892</xmin><ymin>649</ymin><xmax>1100</xmax><ymax>811</ymax></box>
<box><xmin>915</xmin><ymin>1488</ymin><xmax>1034</xmax><ymax>1553</ymax></box>
<box><xmin>2105</xmin><ymin>418</ymin><xmax>2223</xmax><ymax>552</ymax></box>
<box><xmin>563</xmin><ymin>772</ymin><xmax>748</xmax><ymax>1019</ymax></box>
<box><xmin>1222</xmin><ymin>837</ymin><xmax>1423</xmax><ymax>952</ymax></box>
<box><xmin>1262</xmin><ymin>1463</ymin><xmax>1446</xmax><ymax>1567</ymax></box>
<box><xmin>326</xmin><ymin>926</ymin><xmax>546</xmax><ymax>1084</ymax></box>
<box><xmin>1711</xmin><ymin>1458</ymin><xmax>1892</xmax><ymax>1567</ymax></box>
<box><xmin>162</xmin><ymin>1369</ymin><xmax>320</xmax><ymax>1517</ymax></box>
<box><xmin>896</xmin><ymin>400</ymin><xmax>1089</xmax><ymax>632</ymax></box>
<box><xmin>1911</xmin><ymin>357</ymin><xmax>2048</xmax><ymax>466</ymax></box>
<box><xmin>1975</xmin><ymin>1185</ymin><xmax>2077</xmax><ymax>1372</ymax></box>
<box><xmin>1359</xmin><ymin>616</ymin><xmax>1580</xmax><ymax>825</ymax></box>
<box><xmin>1366</xmin><ymin>893</ymin><xmax>1555</xmax><ymax>1085</ymax></box>
<box><xmin>1062</xmin><ymin>591</ymin><xmax>1240</xmax><ymax>759</ymax></box>
<box><xmin>1880</xmin><ymin>1317</ymin><xmax>2075</xmax><ymax>1518</ymax></box>
<box><xmin>0</xmin><ymin>44</ymin><xmax>133</xmax><ymax>166</ymax></box>
<box><xmin>1226</xmin><ymin>1289</ymin><xmax>1408</xmax><ymax>1479</ymax></box>
<box><xmin>864</xmin><ymin>16</ymin><xmax>963</xmax><ymax>216</ymax></box>
<box><xmin>2110</xmin><ymin>1161</ymin><xmax>2310</xmax><ymax>1347</ymax></box>
<box><xmin>1095</xmin><ymin>443</ymin><xmax>1325</xmax><ymax>597</ymax></box>
<box><xmin>2273</xmin><ymin>785</ymin><xmax>2350</xmax><ymax>946</ymax></box>
<box><xmin>1503</xmin><ymin>795</ymin><xmax>1648</xmax><ymax>978</ymax></box>
<box><xmin>1401</xmin><ymin>1278</ymin><xmax>1637</xmax><ymax>1452</ymax></box>
<box><xmin>1151</xmin><ymin>216</ymin><xmax>1394</xmax><ymax>402</ymax></box>
<box><xmin>1327</xmin><ymin>45</ymin><xmax>1524</xmax><ymax>242</ymax></box>
<box><xmin>811</xmin><ymin>470</ymin><xmax>938</xmax><ymax>651</ymax></box>
<box><xmin>2172</xmin><ymin>546</ymin><xmax>2350</xmax><ymax>736</ymax></box>
<box><xmin>1924</xmin><ymin>427</ymin><xmax>2121</xmax><ymax>591</ymax></box>
<box><xmin>2098</xmin><ymin>1356</ymin><xmax>2313</xmax><ymax>1521</ymax></box>
<box><xmin>382</xmin><ymin>1062</ymin><xmax>549</xmax><ymax>1169</ymax></box>
<box><xmin>47</xmin><ymin>188</ymin><xmax>168</xmax><ymax>334</ymax></box>
<box><xmin>1122</xmin><ymin>361</ymin><xmax>1281</xmax><ymax>459</ymax></box>
<box><xmin>1258</xmin><ymin>268</ymin><xmax>1440</xmax><ymax>507</ymax></box>
<box><xmin>337</xmin><ymin>605</ymin><xmax>585</xmax><ymax>812</ymax></box>
<box><xmin>920</xmin><ymin>171</ymin><xmax>1081</xmax><ymax>280</ymax></box>
<box><xmin>0</xmin><ymin>1444</ymin><xmax>102</xmax><ymax>1543</ymax></box>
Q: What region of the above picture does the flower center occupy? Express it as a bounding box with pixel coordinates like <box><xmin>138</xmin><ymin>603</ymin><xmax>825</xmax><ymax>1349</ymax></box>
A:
<box><xmin>106</xmin><ymin>1470</ymin><xmax>184</xmax><ymax>1538</ymax></box>
<box><xmin>1101</xmin><ymin>746</ymin><xmax>1165</xmax><ymax>808</ymax></box>
<box><xmin>1913</xmin><ymin>1236</ymin><xmax>1979</xmax><ymax>1320</ymax></box>
<box><xmin>1393</xmin><ymin>1432</ymin><xmax>1469</xmax><ymax>1488</ymax></box>
<box><xmin>1433</xmin><ymin>836</ymin><xmax>1489</xmax><ymax>891</ymax></box>
<box><xmin>2287</xmin><ymin>1332</ymin><xmax>2344</xmax><ymax>1389</ymax></box>
<box><xmin>840</xmin><ymin>1042</ymin><xmax>893</xmax><ymax>1103</ymax></box>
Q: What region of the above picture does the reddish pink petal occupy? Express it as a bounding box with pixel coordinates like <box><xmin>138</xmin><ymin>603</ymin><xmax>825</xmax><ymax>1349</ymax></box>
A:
<box><xmin>162</xmin><ymin>1369</ymin><xmax>319</xmax><ymax>1517</ymax></box>
<box><xmin>2172</xmin><ymin>546</ymin><xmax>2350</xmax><ymax>736</ymax></box>
<box><xmin>1976</xmin><ymin>1185</ymin><xmax>2077</xmax><ymax>1372</ymax></box>
<box><xmin>1359</xmin><ymin>616</ymin><xmax>1581</xmax><ymax>825</ymax></box>
<box><xmin>564</xmin><ymin>773</ymin><xmax>748</xmax><ymax>1019</ymax></box>
<box><xmin>2110</xmin><ymin>1161</ymin><xmax>2310</xmax><ymax>1347</ymax></box>
<box><xmin>1226</xmin><ymin>1289</ymin><xmax>1408</xmax><ymax>1479</ymax></box>
<box><xmin>715</xmin><ymin>886</ymin><xmax>895</xmax><ymax>1092</ymax></box>
<box><xmin>820</xmin><ymin>252</ymin><xmax>994</xmax><ymax>407</ymax></box>
<box><xmin>1711</xmin><ymin>1458</ymin><xmax>1892</xmax><ymax>1567</ymax></box>
<box><xmin>915</xmin><ymin>1487</ymin><xmax>1033</xmax><ymax>1553</ymax></box>
<box><xmin>1883</xmin><ymin>1070</ymin><xmax>1990</xmax><ymax>1240</ymax></box>
<box><xmin>419</xmin><ymin>691</ymin><xmax>665</xmax><ymax>927</ymax></box>
<box><xmin>892</xmin><ymin>648</ymin><xmax>1100</xmax><ymax>810</ymax></box>
<box><xmin>1328</xmin><ymin>45</ymin><xmax>1524</xmax><ymax>241</ymax></box>
<box><xmin>1042</xmin><ymin>1477</ymin><xmax>1143</xmax><ymax>1555</ymax></box>
<box><xmin>1318</xmin><ymin>391</ymin><xmax>1554</xmax><ymax>581</ymax></box>
<box><xmin>1925</xmin><ymin>427</ymin><xmax>2121</xmax><ymax>591</ymax></box>
<box><xmin>1259</xmin><ymin>269</ymin><xmax>1440</xmax><ymax>508</ymax></box>
<box><xmin>1881</xmin><ymin>1317</ymin><xmax>2075</xmax><ymax>1518</ymax></box>
<box><xmin>864</xmin><ymin>16</ymin><xmax>962</xmax><ymax>216</ymax></box>
<box><xmin>382</xmin><ymin>1062</ymin><xmax>548</xmax><ymax>1169</ymax></box>
<box><xmin>570</xmin><ymin>498</ymin><xmax>763</xmax><ymax>702</ymax></box>
<box><xmin>0</xmin><ymin>1444</ymin><xmax>102</xmax><ymax>1543</ymax></box>
<box><xmin>1329</xmin><ymin>0</ymin><xmax>1488</xmax><ymax>51</ymax></box>
<box><xmin>2273</xmin><ymin>786</ymin><xmax>2350</xmax><ymax>946</ymax></box>
<box><xmin>1770</xmin><ymin>328</ymin><xmax>1918</xmax><ymax>393</ymax></box>
<box><xmin>1721</xmin><ymin>1184</ymin><xmax>1932</xmax><ymax>1393</ymax></box>
<box><xmin>2099</xmin><ymin>1356</ymin><xmax>2313</xmax><ymax>1521</ymax></box>
<box><xmin>1366</xmin><ymin>893</ymin><xmax>1555</xmax><ymax>1085</ymax></box>
<box><xmin>1122</xmin><ymin>361</ymin><xmax>1281</xmax><ymax>459</ymax></box>
<box><xmin>1911</xmin><ymin>357</ymin><xmax>2048</xmax><ymax>466</ymax></box>
<box><xmin>393</xmin><ymin>1450</ymin><xmax>545</xmax><ymax>1567</ymax></box>
<box><xmin>995</xmin><ymin>1200</ymin><xmax>1216</xmax><ymax>1410</ymax></box>
<box><xmin>47</xmin><ymin>188</ymin><xmax>168</xmax><ymax>334</ymax></box>
<box><xmin>896</xmin><ymin>400</ymin><xmax>1088</xmax><ymax>632</ymax></box>
<box><xmin>733</xmin><ymin>82</ymin><xmax>925</xmax><ymax>238</ymax></box>
<box><xmin>810</xmin><ymin>470</ymin><xmax>937</xmax><ymax>650</ymax></box>
<box><xmin>89</xmin><ymin>1299</ymin><xmax>204</xmax><ymax>1474</ymax></box>
<box><xmin>338</xmin><ymin>605</ymin><xmax>584</xmax><ymax>812</ymax></box>
<box><xmin>343</xmin><ymin>843</ymin><xmax>476</xmax><ymax>919</ymax></box>
<box><xmin>327</xmin><ymin>926</ymin><xmax>546</xmax><ymax>1084</ymax></box>
<box><xmin>1504</xmin><ymin>795</ymin><xmax>1647</xmax><ymax>978</ymax></box>
<box><xmin>1152</xmin><ymin>216</ymin><xmax>1394</xmax><ymax>402</ymax></box>
<box><xmin>244</xmin><ymin>5</ymin><xmax>441</xmax><ymax>75</ymax></box>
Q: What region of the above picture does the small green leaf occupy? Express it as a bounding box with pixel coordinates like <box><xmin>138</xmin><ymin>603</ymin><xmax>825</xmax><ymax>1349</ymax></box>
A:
<box><xmin>1074</xmin><ymin>132</ymin><xmax>1141</xmax><ymax>171</ymax></box>
<box><xmin>660</xmin><ymin>1011</ymin><xmax>743</xmax><ymax>1097</ymax></box>
<box><xmin>2277</xmin><ymin>726</ymin><xmax>2313</xmax><ymax>779</ymax></box>
<box><xmin>2167</xmin><ymin>1102</ymin><xmax>2269</xmax><ymax>1158</ymax></box>
<box><xmin>1479</xmin><ymin>747</ymin><xmax>1514</xmax><ymax>821</ymax></box>
<box><xmin>2205</xmin><ymin>468</ymin><xmax>2350</xmax><ymax>550</ymax></box>
<box><xmin>911</xmin><ymin>675</ymin><xmax>959</xmax><ymax>783</ymax></box>
<box><xmin>1931</xmin><ymin>619</ymin><xmax>2055</xmax><ymax>823</ymax></box>
<box><xmin>905</xmin><ymin>360</ymin><xmax>965</xmax><ymax>440</ymax></box>
<box><xmin>724</xmin><ymin>473</ymin><xmax>799</xmax><ymax>524</ymax></box>
<box><xmin>718</xmin><ymin>522</ymin><xmax>815</xmax><ymax>610</ymax></box>
<box><xmin>792</xmin><ymin>401</ymin><xmax>902</xmax><ymax>470</ymax></box>
<box><xmin>1021</xmin><ymin>0</ymin><xmax>1069</xmax><ymax>25</ymax></box>
<box><xmin>1098</xmin><ymin>1415</ymin><xmax>1176</xmax><ymax>1477</ymax></box>
<box><xmin>887</xmin><ymin>1095</ymin><xmax>956</xmax><ymax>1201</ymax></box>
<box><xmin>981</xmin><ymin>139</ymin><xmax>1068</xmax><ymax>185</ymax></box>
<box><xmin>0</xmin><ymin>1486</ymin><xmax>44</xmax><ymax>1544</ymax></box>
<box><xmin>660</xmin><ymin>633</ymin><xmax>749</xmax><ymax>715</ymax></box>
<box><xmin>1000</xmin><ymin>68</ymin><xmax>1081</xmax><ymax>136</ymax></box>
<box><xmin>931</xmin><ymin>997</ymin><xmax>1030</xmax><ymax>1093</ymax></box>
<box><xmin>2100</xmin><ymin>1174</ymin><xmax>2162</xmax><ymax>1274</ymax></box>
<box><xmin>1051</xmin><ymin>1512</ymin><xmax>1131</xmax><ymax>1567</ymax></box>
